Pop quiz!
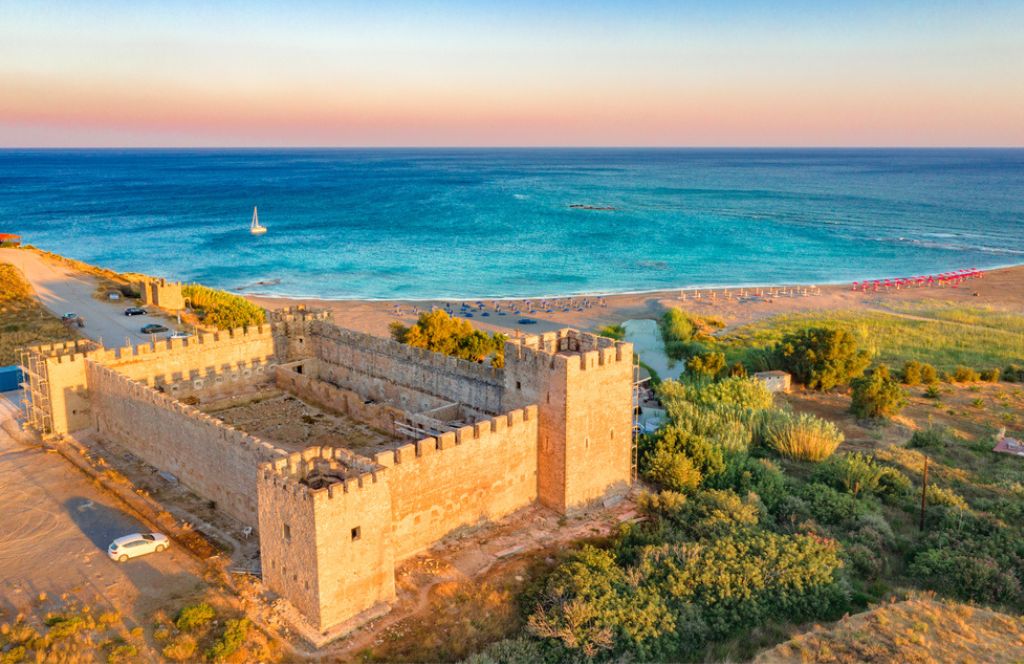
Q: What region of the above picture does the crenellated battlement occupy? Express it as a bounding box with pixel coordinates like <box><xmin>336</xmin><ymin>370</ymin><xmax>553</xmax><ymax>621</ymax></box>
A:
<box><xmin>22</xmin><ymin>338</ymin><xmax>103</xmax><ymax>361</ymax></box>
<box><xmin>505</xmin><ymin>328</ymin><xmax>632</xmax><ymax>371</ymax></box>
<box><xmin>261</xmin><ymin>446</ymin><xmax>385</xmax><ymax>502</ymax></box>
<box><xmin>373</xmin><ymin>405</ymin><xmax>537</xmax><ymax>469</ymax></box>
<box><xmin>268</xmin><ymin>305</ymin><xmax>333</xmax><ymax>324</ymax></box>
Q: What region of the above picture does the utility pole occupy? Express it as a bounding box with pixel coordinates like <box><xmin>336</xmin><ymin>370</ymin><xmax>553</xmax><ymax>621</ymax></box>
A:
<box><xmin>919</xmin><ymin>454</ymin><xmax>930</xmax><ymax>532</ymax></box>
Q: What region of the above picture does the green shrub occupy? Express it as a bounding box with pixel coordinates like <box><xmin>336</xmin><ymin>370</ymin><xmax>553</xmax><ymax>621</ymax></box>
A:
<box><xmin>901</xmin><ymin>360</ymin><xmax>939</xmax><ymax>386</ymax></box>
<box><xmin>901</xmin><ymin>360</ymin><xmax>922</xmax><ymax>385</ymax></box>
<box><xmin>644</xmin><ymin>489</ymin><xmax>761</xmax><ymax>539</ymax></box>
<box><xmin>926</xmin><ymin>485</ymin><xmax>969</xmax><ymax>511</ymax></box>
<box><xmin>909</xmin><ymin>549</ymin><xmax>1021</xmax><ymax>606</ymax></box>
<box><xmin>463</xmin><ymin>638</ymin><xmax>550</xmax><ymax>664</ymax></box>
<box><xmin>106</xmin><ymin>642</ymin><xmax>138</xmax><ymax>664</ymax></box>
<box><xmin>162</xmin><ymin>634</ymin><xmax>197</xmax><ymax>662</ymax></box>
<box><xmin>762</xmin><ymin>411</ymin><xmax>844</xmax><ymax>462</ymax></box>
<box><xmin>706</xmin><ymin>453</ymin><xmax>788</xmax><ymax>513</ymax></box>
<box><xmin>952</xmin><ymin>366</ymin><xmax>980</xmax><ymax>383</ymax></box>
<box><xmin>643</xmin><ymin>445</ymin><xmax>703</xmax><ymax>493</ymax></box>
<box><xmin>598</xmin><ymin>324</ymin><xmax>626</xmax><ymax>340</ymax></box>
<box><xmin>528</xmin><ymin>532</ymin><xmax>845</xmax><ymax>659</ymax></box>
<box><xmin>391</xmin><ymin>310</ymin><xmax>507</xmax><ymax>367</ymax></box>
<box><xmin>814</xmin><ymin>453</ymin><xmax>882</xmax><ymax>497</ymax></box>
<box><xmin>799</xmin><ymin>482</ymin><xmax>866</xmax><ymax>525</ymax></box>
<box><xmin>681</xmin><ymin>376</ymin><xmax>775</xmax><ymax>411</ymax></box>
<box><xmin>850</xmin><ymin>365</ymin><xmax>907</xmax><ymax>419</ymax></box>
<box><xmin>980</xmin><ymin>368</ymin><xmax>1001</xmax><ymax>382</ymax></box>
<box><xmin>659</xmin><ymin>309</ymin><xmax>725</xmax><ymax>361</ymax></box>
<box><xmin>876</xmin><ymin>466</ymin><xmax>913</xmax><ymax>499</ymax></box>
<box><xmin>206</xmin><ymin>617</ymin><xmax>250</xmax><ymax>662</ymax></box>
<box><xmin>923</xmin><ymin>384</ymin><xmax>942</xmax><ymax>399</ymax></box>
<box><xmin>686</xmin><ymin>351</ymin><xmax>726</xmax><ymax>380</ymax></box>
<box><xmin>174</xmin><ymin>602</ymin><xmax>215</xmax><ymax>632</ymax></box>
<box><xmin>908</xmin><ymin>425</ymin><xmax>951</xmax><ymax>449</ymax></box>
<box><xmin>774</xmin><ymin>327</ymin><xmax>870</xmax><ymax>390</ymax></box>
<box><xmin>1004</xmin><ymin>364</ymin><xmax>1024</xmax><ymax>382</ymax></box>
<box><xmin>182</xmin><ymin>284</ymin><xmax>265</xmax><ymax>329</ymax></box>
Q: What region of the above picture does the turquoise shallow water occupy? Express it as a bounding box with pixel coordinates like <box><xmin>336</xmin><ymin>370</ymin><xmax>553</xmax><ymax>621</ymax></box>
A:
<box><xmin>1</xmin><ymin>148</ymin><xmax>1022</xmax><ymax>300</ymax></box>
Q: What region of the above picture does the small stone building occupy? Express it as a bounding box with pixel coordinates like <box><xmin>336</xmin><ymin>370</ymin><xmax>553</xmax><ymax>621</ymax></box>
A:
<box><xmin>134</xmin><ymin>277</ymin><xmax>184</xmax><ymax>311</ymax></box>
<box><xmin>754</xmin><ymin>370</ymin><xmax>792</xmax><ymax>393</ymax></box>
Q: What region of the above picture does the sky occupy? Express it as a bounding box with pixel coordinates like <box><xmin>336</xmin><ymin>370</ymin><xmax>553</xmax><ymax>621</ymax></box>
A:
<box><xmin>1</xmin><ymin>0</ymin><xmax>1022</xmax><ymax>147</ymax></box>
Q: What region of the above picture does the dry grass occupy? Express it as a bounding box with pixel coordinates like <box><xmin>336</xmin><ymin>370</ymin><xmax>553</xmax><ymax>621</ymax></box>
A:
<box><xmin>0</xmin><ymin>262</ymin><xmax>77</xmax><ymax>365</ymax></box>
<box><xmin>755</xmin><ymin>595</ymin><xmax>1024</xmax><ymax>664</ymax></box>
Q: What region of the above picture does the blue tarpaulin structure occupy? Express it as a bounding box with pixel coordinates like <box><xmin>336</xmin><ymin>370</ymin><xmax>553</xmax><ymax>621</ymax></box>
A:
<box><xmin>0</xmin><ymin>366</ymin><xmax>23</xmax><ymax>392</ymax></box>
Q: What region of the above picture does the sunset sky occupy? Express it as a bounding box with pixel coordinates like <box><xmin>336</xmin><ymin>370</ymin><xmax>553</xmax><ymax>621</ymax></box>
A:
<box><xmin>1</xmin><ymin>0</ymin><xmax>1022</xmax><ymax>147</ymax></box>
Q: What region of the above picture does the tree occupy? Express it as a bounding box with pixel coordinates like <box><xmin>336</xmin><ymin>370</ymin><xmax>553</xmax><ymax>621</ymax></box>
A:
<box><xmin>775</xmin><ymin>327</ymin><xmax>870</xmax><ymax>390</ymax></box>
<box><xmin>850</xmin><ymin>365</ymin><xmax>907</xmax><ymax>419</ymax></box>
<box><xmin>685</xmin><ymin>351</ymin><xmax>726</xmax><ymax>380</ymax></box>
<box><xmin>390</xmin><ymin>310</ymin><xmax>506</xmax><ymax>367</ymax></box>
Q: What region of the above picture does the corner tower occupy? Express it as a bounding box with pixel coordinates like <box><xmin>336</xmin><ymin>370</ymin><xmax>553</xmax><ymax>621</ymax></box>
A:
<box><xmin>502</xmin><ymin>330</ymin><xmax>633</xmax><ymax>513</ymax></box>
<box><xmin>257</xmin><ymin>447</ymin><xmax>396</xmax><ymax>633</ymax></box>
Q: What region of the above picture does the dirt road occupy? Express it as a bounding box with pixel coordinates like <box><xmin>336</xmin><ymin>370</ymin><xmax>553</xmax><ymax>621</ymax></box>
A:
<box><xmin>0</xmin><ymin>390</ymin><xmax>208</xmax><ymax>628</ymax></box>
<box><xmin>0</xmin><ymin>248</ymin><xmax>182</xmax><ymax>347</ymax></box>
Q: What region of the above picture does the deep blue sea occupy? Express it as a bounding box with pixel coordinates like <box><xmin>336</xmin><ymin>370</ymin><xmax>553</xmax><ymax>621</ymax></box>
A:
<box><xmin>1</xmin><ymin>149</ymin><xmax>1022</xmax><ymax>300</ymax></box>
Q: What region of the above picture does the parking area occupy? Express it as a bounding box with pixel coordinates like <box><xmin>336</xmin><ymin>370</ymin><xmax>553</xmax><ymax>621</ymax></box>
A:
<box><xmin>0</xmin><ymin>391</ymin><xmax>208</xmax><ymax>626</ymax></box>
<box><xmin>0</xmin><ymin>248</ymin><xmax>183</xmax><ymax>346</ymax></box>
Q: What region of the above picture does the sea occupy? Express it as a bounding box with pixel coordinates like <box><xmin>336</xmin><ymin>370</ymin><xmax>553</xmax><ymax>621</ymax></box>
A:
<box><xmin>1</xmin><ymin>148</ymin><xmax>1022</xmax><ymax>300</ymax></box>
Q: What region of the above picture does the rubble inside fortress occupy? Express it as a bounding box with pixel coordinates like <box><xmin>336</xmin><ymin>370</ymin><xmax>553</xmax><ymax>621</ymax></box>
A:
<box><xmin>207</xmin><ymin>393</ymin><xmax>410</xmax><ymax>457</ymax></box>
<box><xmin>18</xmin><ymin>306</ymin><xmax>637</xmax><ymax>644</ymax></box>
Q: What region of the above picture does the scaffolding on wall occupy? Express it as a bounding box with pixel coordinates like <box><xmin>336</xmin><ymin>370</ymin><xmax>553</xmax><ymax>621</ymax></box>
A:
<box><xmin>17</xmin><ymin>347</ymin><xmax>53</xmax><ymax>434</ymax></box>
<box><xmin>631</xmin><ymin>355</ymin><xmax>642</xmax><ymax>484</ymax></box>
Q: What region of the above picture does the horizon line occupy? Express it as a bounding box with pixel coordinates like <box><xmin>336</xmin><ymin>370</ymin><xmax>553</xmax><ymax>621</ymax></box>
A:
<box><xmin>2</xmin><ymin>145</ymin><xmax>1023</xmax><ymax>151</ymax></box>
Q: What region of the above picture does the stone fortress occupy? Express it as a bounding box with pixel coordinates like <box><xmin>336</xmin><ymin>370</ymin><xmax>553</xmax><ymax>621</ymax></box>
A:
<box><xmin>19</xmin><ymin>308</ymin><xmax>635</xmax><ymax>636</ymax></box>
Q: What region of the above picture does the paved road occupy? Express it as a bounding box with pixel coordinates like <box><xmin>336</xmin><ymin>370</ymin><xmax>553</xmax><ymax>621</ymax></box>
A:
<box><xmin>0</xmin><ymin>390</ymin><xmax>207</xmax><ymax>623</ymax></box>
<box><xmin>0</xmin><ymin>248</ymin><xmax>184</xmax><ymax>347</ymax></box>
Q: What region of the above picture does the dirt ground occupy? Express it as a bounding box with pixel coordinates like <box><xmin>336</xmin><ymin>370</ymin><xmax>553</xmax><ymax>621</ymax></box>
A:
<box><xmin>208</xmin><ymin>391</ymin><xmax>408</xmax><ymax>456</ymax></box>
<box><xmin>755</xmin><ymin>594</ymin><xmax>1024</xmax><ymax>664</ymax></box>
<box><xmin>0</xmin><ymin>392</ymin><xmax>213</xmax><ymax>658</ymax></box>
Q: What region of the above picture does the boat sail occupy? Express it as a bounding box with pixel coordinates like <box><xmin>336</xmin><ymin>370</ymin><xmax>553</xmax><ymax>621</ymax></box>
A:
<box><xmin>250</xmin><ymin>206</ymin><xmax>267</xmax><ymax>235</ymax></box>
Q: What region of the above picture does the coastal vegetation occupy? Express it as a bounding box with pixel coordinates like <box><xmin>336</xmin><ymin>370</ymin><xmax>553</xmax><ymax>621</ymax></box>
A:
<box><xmin>391</xmin><ymin>310</ymin><xmax>507</xmax><ymax>367</ymax></box>
<box><xmin>461</xmin><ymin>331</ymin><xmax>1024</xmax><ymax>661</ymax></box>
<box><xmin>182</xmin><ymin>284</ymin><xmax>266</xmax><ymax>330</ymax></box>
<box><xmin>658</xmin><ymin>308</ymin><xmax>725</xmax><ymax>362</ymax></box>
<box><xmin>0</xmin><ymin>262</ymin><xmax>76</xmax><ymax>365</ymax></box>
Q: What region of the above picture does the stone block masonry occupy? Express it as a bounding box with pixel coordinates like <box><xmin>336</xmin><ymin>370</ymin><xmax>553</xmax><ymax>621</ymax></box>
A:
<box><xmin>88</xmin><ymin>361</ymin><xmax>287</xmax><ymax>526</ymax></box>
<box><xmin>373</xmin><ymin>405</ymin><xmax>539</xmax><ymax>560</ymax></box>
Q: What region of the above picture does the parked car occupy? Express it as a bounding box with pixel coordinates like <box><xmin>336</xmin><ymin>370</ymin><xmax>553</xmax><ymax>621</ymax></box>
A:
<box><xmin>124</xmin><ymin>307</ymin><xmax>147</xmax><ymax>316</ymax></box>
<box><xmin>141</xmin><ymin>324</ymin><xmax>169</xmax><ymax>334</ymax></box>
<box><xmin>61</xmin><ymin>312</ymin><xmax>85</xmax><ymax>328</ymax></box>
<box><xmin>168</xmin><ymin>331</ymin><xmax>192</xmax><ymax>340</ymax></box>
<box><xmin>107</xmin><ymin>532</ymin><xmax>170</xmax><ymax>562</ymax></box>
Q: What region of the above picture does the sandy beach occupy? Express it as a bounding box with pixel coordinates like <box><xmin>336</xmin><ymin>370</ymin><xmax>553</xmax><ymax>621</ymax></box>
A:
<box><xmin>247</xmin><ymin>264</ymin><xmax>1024</xmax><ymax>338</ymax></box>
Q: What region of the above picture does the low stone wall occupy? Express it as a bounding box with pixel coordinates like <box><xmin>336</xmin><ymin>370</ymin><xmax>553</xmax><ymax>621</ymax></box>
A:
<box><xmin>372</xmin><ymin>405</ymin><xmax>540</xmax><ymax>561</ymax></box>
<box><xmin>87</xmin><ymin>361</ymin><xmax>287</xmax><ymax>526</ymax></box>
<box><xmin>274</xmin><ymin>364</ymin><xmax>407</xmax><ymax>437</ymax></box>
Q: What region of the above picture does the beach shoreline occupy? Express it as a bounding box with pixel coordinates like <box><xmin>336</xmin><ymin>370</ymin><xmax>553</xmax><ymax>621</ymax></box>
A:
<box><xmin>246</xmin><ymin>264</ymin><xmax>1024</xmax><ymax>338</ymax></box>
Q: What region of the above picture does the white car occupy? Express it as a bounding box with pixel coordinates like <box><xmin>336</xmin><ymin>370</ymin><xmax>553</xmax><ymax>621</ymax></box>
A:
<box><xmin>168</xmin><ymin>331</ymin><xmax>192</xmax><ymax>340</ymax></box>
<box><xmin>107</xmin><ymin>532</ymin><xmax>170</xmax><ymax>562</ymax></box>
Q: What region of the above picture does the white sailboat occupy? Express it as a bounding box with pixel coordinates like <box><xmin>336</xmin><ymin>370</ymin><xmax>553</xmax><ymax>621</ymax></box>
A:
<box><xmin>250</xmin><ymin>206</ymin><xmax>267</xmax><ymax>235</ymax></box>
